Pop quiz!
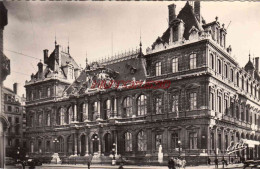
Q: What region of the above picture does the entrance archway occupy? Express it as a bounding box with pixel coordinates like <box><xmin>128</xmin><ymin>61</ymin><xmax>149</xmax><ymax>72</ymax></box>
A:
<box><xmin>80</xmin><ymin>135</ymin><xmax>86</xmax><ymax>156</ymax></box>
<box><xmin>104</xmin><ymin>133</ymin><xmax>112</xmax><ymax>155</ymax></box>
<box><xmin>92</xmin><ymin>134</ymin><xmax>99</xmax><ymax>154</ymax></box>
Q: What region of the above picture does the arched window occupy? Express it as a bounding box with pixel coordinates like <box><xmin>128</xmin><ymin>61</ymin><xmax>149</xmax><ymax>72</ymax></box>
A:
<box><xmin>242</xmin><ymin>77</ymin><xmax>244</xmax><ymax>90</ymax></box>
<box><xmin>78</xmin><ymin>103</ymin><xmax>84</xmax><ymax>122</ymax></box>
<box><xmin>57</xmin><ymin>137</ymin><xmax>64</xmax><ymax>152</ymax></box>
<box><xmin>155</xmin><ymin>97</ymin><xmax>162</xmax><ymax>114</ymax></box>
<box><xmin>218</xmin><ymin>59</ymin><xmax>221</xmax><ymax>74</ymax></box>
<box><xmin>124</xmin><ymin>132</ymin><xmax>132</xmax><ymax>152</ymax></box>
<box><xmin>104</xmin><ymin>100</ymin><xmax>111</xmax><ymax>120</ymax></box>
<box><xmin>137</xmin><ymin>131</ymin><xmax>147</xmax><ymax>151</ymax></box>
<box><xmin>230</xmin><ymin>68</ymin><xmax>234</xmax><ymax>82</ymax></box>
<box><xmin>46</xmin><ymin>111</ymin><xmax>51</xmax><ymax>126</ymax></box>
<box><xmin>57</xmin><ymin>108</ymin><xmax>64</xmax><ymax>125</ymax></box>
<box><xmin>172</xmin><ymin>94</ymin><xmax>179</xmax><ymax>113</ymax></box>
<box><xmin>210</xmin><ymin>54</ymin><xmax>214</xmax><ymax>69</ymax></box>
<box><xmin>237</xmin><ymin>72</ymin><xmax>240</xmax><ymax>87</ymax></box>
<box><xmin>38</xmin><ymin>89</ymin><xmax>42</xmax><ymax>99</ymax></box>
<box><xmin>137</xmin><ymin>95</ymin><xmax>147</xmax><ymax>116</ymax></box>
<box><xmin>47</xmin><ymin>87</ymin><xmax>51</xmax><ymax>97</ymax></box>
<box><xmin>155</xmin><ymin>62</ymin><xmax>161</xmax><ymax>76</ymax></box>
<box><xmin>38</xmin><ymin>113</ymin><xmax>42</xmax><ymax>126</ymax></box>
<box><xmin>66</xmin><ymin>106</ymin><xmax>73</xmax><ymax>124</ymax></box>
<box><xmin>123</xmin><ymin>97</ymin><xmax>132</xmax><ymax>117</ymax></box>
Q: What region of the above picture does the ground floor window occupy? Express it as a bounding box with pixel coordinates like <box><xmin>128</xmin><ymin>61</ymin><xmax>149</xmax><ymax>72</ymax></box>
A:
<box><xmin>189</xmin><ymin>132</ymin><xmax>197</xmax><ymax>149</ymax></box>
<box><xmin>137</xmin><ymin>131</ymin><xmax>147</xmax><ymax>151</ymax></box>
<box><xmin>155</xmin><ymin>134</ymin><xmax>162</xmax><ymax>150</ymax></box>
<box><xmin>171</xmin><ymin>132</ymin><xmax>179</xmax><ymax>149</ymax></box>
<box><xmin>125</xmin><ymin>132</ymin><xmax>132</xmax><ymax>152</ymax></box>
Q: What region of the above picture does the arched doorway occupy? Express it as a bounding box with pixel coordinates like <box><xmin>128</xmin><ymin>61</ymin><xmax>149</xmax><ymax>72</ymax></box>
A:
<box><xmin>92</xmin><ymin>134</ymin><xmax>99</xmax><ymax>154</ymax></box>
<box><xmin>80</xmin><ymin>135</ymin><xmax>86</xmax><ymax>156</ymax></box>
<box><xmin>104</xmin><ymin>133</ymin><xmax>112</xmax><ymax>155</ymax></box>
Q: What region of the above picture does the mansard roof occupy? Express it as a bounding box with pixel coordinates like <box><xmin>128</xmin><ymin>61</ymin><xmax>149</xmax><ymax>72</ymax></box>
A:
<box><xmin>64</xmin><ymin>49</ymin><xmax>146</xmax><ymax>96</ymax></box>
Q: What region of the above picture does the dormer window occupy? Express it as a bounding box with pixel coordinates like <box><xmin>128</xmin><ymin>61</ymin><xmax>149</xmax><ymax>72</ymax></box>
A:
<box><xmin>47</xmin><ymin>87</ymin><xmax>50</xmax><ymax>97</ymax></box>
<box><xmin>68</xmin><ymin>67</ymin><xmax>74</xmax><ymax>79</ymax></box>
<box><xmin>190</xmin><ymin>53</ymin><xmax>197</xmax><ymax>69</ymax></box>
<box><xmin>155</xmin><ymin>62</ymin><xmax>162</xmax><ymax>76</ymax></box>
<box><xmin>172</xmin><ymin>58</ymin><xmax>178</xmax><ymax>73</ymax></box>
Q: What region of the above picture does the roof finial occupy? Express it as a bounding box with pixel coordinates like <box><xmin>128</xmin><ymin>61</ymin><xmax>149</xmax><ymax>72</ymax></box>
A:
<box><xmin>67</xmin><ymin>37</ymin><xmax>70</xmax><ymax>54</ymax></box>
<box><xmin>139</xmin><ymin>27</ymin><xmax>142</xmax><ymax>53</ymax></box>
<box><xmin>249</xmin><ymin>50</ymin><xmax>251</xmax><ymax>61</ymax></box>
<box><xmin>86</xmin><ymin>51</ymin><xmax>88</xmax><ymax>64</ymax></box>
<box><xmin>55</xmin><ymin>31</ymin><xmax>57</xmax><ymax>46</ymax></box>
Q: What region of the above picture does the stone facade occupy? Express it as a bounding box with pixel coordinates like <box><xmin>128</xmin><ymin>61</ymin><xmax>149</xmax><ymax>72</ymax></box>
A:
<box><xmin>24</xmin><ymin>2</ymin><xmax>260</xmax><ymax>165</ymax></box>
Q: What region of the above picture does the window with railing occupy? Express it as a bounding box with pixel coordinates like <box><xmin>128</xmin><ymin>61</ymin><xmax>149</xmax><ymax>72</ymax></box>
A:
<box><xmin>189</xmin><ymin>132</ymin><xmax>197</xmax><ymax>149</ymax></box>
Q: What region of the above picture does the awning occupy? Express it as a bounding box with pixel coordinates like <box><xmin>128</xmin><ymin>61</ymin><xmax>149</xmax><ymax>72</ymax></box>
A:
<box><xmin>241</xmin><ymin>139</ymin><xmax>260</xmax><ymax>148</ymax></box>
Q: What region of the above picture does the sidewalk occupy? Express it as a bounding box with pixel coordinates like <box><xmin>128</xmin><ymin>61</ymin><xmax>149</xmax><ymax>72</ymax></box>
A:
<box><xmin>42</xmin><ymin>163</ymin><xmax>244</xmax><ymax>169</ymax></box>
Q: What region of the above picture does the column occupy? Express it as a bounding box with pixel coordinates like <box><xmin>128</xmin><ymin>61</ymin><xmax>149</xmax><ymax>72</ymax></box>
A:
<box><xmin>64</xmin><ymin>136</ymin><xmax>67</xmax><ymax>156</ymax></box>
<box><xmin>132</xmin><ymin>94</ymin><xmax>137</xmax><ymax>117</ymax></box>
<box><xmin>114</xmin><ymin>131</ymin><xmax>118</xmax><ymax>155</ymax></box>
<box><xmin>74</xmin><ymin>103</ymin><xmax>78</xmax><ymax>122</ymax></box>
<box><xmin>98</xmin><ymin>139</ymin><xmax>101</xmax><ymax>155</ymax></box>
<box><xmin>114</xmin><ymin>97</ymin><xmax>117</xmax><ymax>118</ymax></box>
<box><xmin>84</xmin><ymin>99</ymin><xmax>89</xmax><ymax>122</ymax></box>
<box><xmin>78</xmin><ymin>135</ymin><xmax>81</xmax><ymax>156</ymax></box>
<box><xmin>85</xmin><ymin>135</ymin><xmax>89</xmax><ymax>156</ymax></box>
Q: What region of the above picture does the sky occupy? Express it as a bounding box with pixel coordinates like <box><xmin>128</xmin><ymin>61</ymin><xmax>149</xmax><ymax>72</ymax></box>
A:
<box><xmin>3</xmin><ymin>1</ymin><xmax>260</xmax><ymax>96</ymax></box>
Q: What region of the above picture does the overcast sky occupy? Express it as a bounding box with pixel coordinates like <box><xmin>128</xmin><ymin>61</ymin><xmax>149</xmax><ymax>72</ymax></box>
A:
<box><xmin>3</xmin><ymin>1</ymin><xmax>260</xmax><ymax>95</ymax></box>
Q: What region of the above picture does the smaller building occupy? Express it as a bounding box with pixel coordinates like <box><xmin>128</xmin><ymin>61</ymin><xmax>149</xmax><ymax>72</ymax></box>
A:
<box><xmin>3</xmin><ymin>83</ymin><xmax>26</xmax><ymax>159</ymax></box>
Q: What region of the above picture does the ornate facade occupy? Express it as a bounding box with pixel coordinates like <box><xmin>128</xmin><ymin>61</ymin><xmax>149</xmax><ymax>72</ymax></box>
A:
<box><xmin>25</xmin><ymin>2</ymin><xmax>260</xmax><ymax>165</ymax></box>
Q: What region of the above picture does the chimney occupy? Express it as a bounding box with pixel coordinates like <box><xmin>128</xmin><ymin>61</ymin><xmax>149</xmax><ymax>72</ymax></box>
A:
<box><xmin>13</xmin><ymin>83</ymin><xmax>17</xmax><ymax>94</ymax></box>
<box><xmin>37</xmin><ymin>60</ymin><xmax>43</xmax><ymax>79</ymax></box>
<box><xmin>194</xmin><ymin>1</ymin><xmax>201</xmax><ymax>23</ymax></box>
<box><xmin>43</xmin><ymin>49</ymin><xmax>48</xmax><ymax>64</ymax></box>
<box><xmin>255</xmin><ymin>57</ymin><xmax>259</xmax><ymax>73</ymax></box>
<box><xmin>168</xmin><ymin>4</ymin><xmax>176</xmax><ymax>26</ymax></box>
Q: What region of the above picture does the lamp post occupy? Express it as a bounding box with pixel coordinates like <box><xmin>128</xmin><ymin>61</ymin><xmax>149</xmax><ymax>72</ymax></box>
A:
<box><xmin>17</xmin><ymin>147</ymin><xmax>20</xmax><ymax>162</ymax></box>
<box><xmin>112</xmin><ymin>143</ymin><xmax>116</xmax><ymax>165</ymax></box>
<box><xmin>178</xmin><ymin>140</ymin><xmax>181</xmax><ymax>157</ymax></box>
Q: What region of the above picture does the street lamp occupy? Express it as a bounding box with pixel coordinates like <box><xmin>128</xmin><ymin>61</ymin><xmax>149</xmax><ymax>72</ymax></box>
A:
<box><xmin>53</xmin><ymin>138</ymin><xmax>59</xmax><ymax>153</ymax></box>
<box><xmin>112</xmin><ymin>143</ymin><xmax>116</xmax><ymax>165</ymax></box>
<box><xmin>16</xmin><ymin>147</ymin><xmax>20</xmax><ymax>162</ymax></box>
<box><xmin>178</xmin><ymin>140</ymin><xmax>181</xmax><ymax>157</ymax></box>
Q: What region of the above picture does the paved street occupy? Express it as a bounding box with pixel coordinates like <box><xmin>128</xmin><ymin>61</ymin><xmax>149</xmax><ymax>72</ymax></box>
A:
<box><xmin>6</xmin><ymin>163</ymin><xmax>247</xmax><ymax>169</ymax></box>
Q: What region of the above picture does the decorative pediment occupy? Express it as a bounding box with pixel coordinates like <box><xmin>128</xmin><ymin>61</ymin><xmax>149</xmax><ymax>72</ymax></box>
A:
<box><xmin>186</xmin><ymin>125</ymin><xmax>200</xmax><ymax>130</ymax></box>
<box><xmin>168</xmin><ymin>126</ymin><xmax>182</xmax><ymax>131</ymax></box>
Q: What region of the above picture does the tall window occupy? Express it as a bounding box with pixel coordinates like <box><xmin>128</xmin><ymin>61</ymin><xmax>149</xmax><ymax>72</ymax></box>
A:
<box><xmin>92</xmin><ymin>102</ymin><xmax>98</xmax><ymax>120</ymax></box>
<box><xmin>68</xmin><ymin>67</ymin><xmax>74</xmax><ymax>79</ymax></box>
<box><xmin>38</xmin><ymin>89</ymin><xmax>42</xmax><ymax>99</ymax></box>
<box><xmin>246</xmin><ymin>80</ymin><xmax>249</xmax><ymax>92</ymax></box>
<box><xmin>251</xmin><ymin>83</ymin><xmax>253</xmax><ymax>94</ymax></box>
<box><xmin>123</xmin><ymin>97</ymin><xmax>132</xmax><ymax>117</ymax></box>
<box><xmin>230</xmin><ymin>69</ymin><xmax>234</xmax><ymax>82</ymax></box>
<box><xmin>172</xmin><ymin>58</ymin><xmax>178</xmax><ymax>73</ymax></box>
<box><xmin>218</xmin><ymin>59</ymin><xmax>222</xmax><ymax>74</ymax></box>
<box><xmin>190</xmin><ymin>53</ymin><xmax>196</xmax><ymax>69</ymax></box>
<box><xmin>224</xmin><ymin>64</ymin><xmax>228</xmax><ymax>78</ymax></box>
<box><xmin>155</xmin><ymin>62</ymin><xmax>162</xmax><ymax>76</ymax></box>
<box><xmin>155</xmin><ymin>97</ymin><xmax>162</xmax><ymax>114</ymax></box>
<box><xmin>172</xmin><ymin>94</ymin><xmax>179</xmax><ymax>112</ymax></box>
<box><xmin>230</xmin><ymin>101</ymin><xmax>234</xmax><ymax>117</ymax></box>
<box><xmin>67</xmin><ymin>106</ymin><xmax>73</xmax><ymax>123</ymax></box>
<box><xmin>47</xmin><ymin>87</ymin><xmax>51</xmax><ymax>97</ymax></box>
<box><xmin>38</xmin><ymin>113</ymin><xmax>42</xmax><ymax>126</ymax></box>
<box><xmin>155</xmin><ymin>134</ymin><xmax>162</xmax><ymax>150</ymax></box>
<box><xmin>46</xmin><ymin>141</ymin><xmax>50</xmax><ymax>152</ymax></box>
<box><xmin>189</xmin><ymin>92</ymin><xmax>197</xmax><ymax>110</ymax></box>
<box><xmin>241</xmin><ymin>106</ymin><xmax>244</xmax><ymax>121</ymax></box>
<box><xmin>210</xmin><ymin>93</ymin><xmax>214</xmax><ymax>111</ymax></box>
<box><xmin>189</xmin><ymin>132</ymin><xmax>197</xmax><ymax>149</ymax></box>
<box><xmin>210</xmin><ymin>133</ymin><xmax>214</xmax><ymax>150</ymax></box>
<box><xmin>246</xmin><ymin>109</ymin><xmax>249</xmax><ymax>122</ymax></box>
<box><xmin>218</xmin><ymin>96</ymin><xmax>222</xmax><ymax>113</ymax></box>
<box><xmin>57</xmin><ymin>137</ymin><xmax>64</xmax><ymax>152</ymax></box>
<box><xmin>225</xmin><ymin>135</ymin><xmax>228</xmax><ymax>150</ymax></box>
<box><xmin>237</xmin><ymin>73</ymin><xmax>240</xmax><ymax>87</ymax></box>
<box><xmin>236</xmin><ymin>106</ymin><xmax>239</xmax><ymax>119</ymax></box>
<box><xmin>210</xmin><ymin>54</ymin><xmax>214</xmax><ymax>69</ymax></box>
<box><xmin>242</xmin><ymin>77</ymin><xmax>244</xmax><ymax>90</ymax></box>
<box><xmin>218</xmin><ymin>133</ymin><xmax>222</xmax><ymax>150</ymax></box>
<box><xmin>224</xmin><ymin>99</ymin><xmax>228</xmax><ymax>115</ymax></box>
<box><xmin>171</xmin><ymin>132</ymin><xmax>179</xmax><ymax>149</ymax></box>
<box><xmin>46</xmin><ymin>112</ymin><xmax>50</xmax><ymax>126</ymax></box>
<box><xmin>137</xmin><ymin>131</ymin><xmax>147</xmax><ymax>151</ymax></box>
<box><xmin>137</xmin><ymin>95</ymin><xmax>147</xmax><ymax>116</ymax></box>
<box><xmin>124</xmin><ymin>132</ymin><xmax>132</xmax><ymax>152</ymax></box>
<box><xmin>104</xmin><ymin>100</ymin><xmax>111</xmax><ymax>120</ymax></box>
<box><xmin>38</xmin><ymin>140</ymin><xmax>42</xmax><ymax>153</ymax></box>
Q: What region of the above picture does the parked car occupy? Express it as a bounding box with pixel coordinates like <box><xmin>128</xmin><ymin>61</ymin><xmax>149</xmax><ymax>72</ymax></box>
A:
<box><xmin>5</xmin><ymin>157</ymin><xmax>16</xmax><ymax>165</ymax></box>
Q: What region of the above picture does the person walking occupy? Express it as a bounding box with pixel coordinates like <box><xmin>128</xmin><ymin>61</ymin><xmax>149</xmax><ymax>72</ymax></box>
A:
<box><xmin>208</xmin><ymin>157</ymin><xmax>211</xmax><ymax>166</ymax></box>
<box><xmin>215</xmin><ymin>158</ymin><xmax>219</xmax><ymax>169</ymax></box>
<box><xmin>181</xmin><ymin>158</ymin><xmax>186</xmax><ymax>169</ymax></box>
<box><xmin>87</xmin><ymin>161</ymin><xmax>90</xmax><ymax>169</ymax></box>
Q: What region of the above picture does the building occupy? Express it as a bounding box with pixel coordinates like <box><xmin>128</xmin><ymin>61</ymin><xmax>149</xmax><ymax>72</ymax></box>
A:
<box><xmin>3</xmin><ymin>83</ymin><xmax>26</xmax><ymax>158</ymax></box>
<box><xmin>0</xmin><ymin>2</ymin><xmax>10</xmax><ymax>168</ymax></box>
<box><xmin>24</xmin><ymin>2</ymin><xmax>260</xmax><ymax>165</ymax></box>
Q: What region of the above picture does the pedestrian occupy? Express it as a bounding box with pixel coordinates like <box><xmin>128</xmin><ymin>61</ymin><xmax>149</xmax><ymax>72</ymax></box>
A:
<box><xmin>168</xmin><ymin>158</ymin><xmax>175</xmax><ymax>169</ymax></box>
<box><xmin>87</xmin><ymin>161</ymin><xmax>90</xmax><ymax>169</ymax></box>
<box><xmin>118</xmin><ymin>163</ymin><xmax>124</xmax><ymax>169</ymax></box>
<box><xmin>214</xmin><ymin>158</ymin><xmax>218</xmax><ymax>169</ymax></box>
<box><xmin>221</xmin><ymin>158</ymin><xmax>225</xmax><ymax>168</ymax></box>
<box><xmin>208</xmin><ymin>157</ymin><xmax>211</xmax><ymax>166</ymax></box>
<box><xmin>181</xmin><ymin>158</ymin><xmax>186</xmax><ymax>169</ymax></box>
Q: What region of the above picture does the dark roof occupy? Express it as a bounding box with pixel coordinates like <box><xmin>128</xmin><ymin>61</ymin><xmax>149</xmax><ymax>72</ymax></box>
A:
<box><xmin>245</xmin><ymin>59</ymin><xmax>254</xmax><ymax>72</ymax></box>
